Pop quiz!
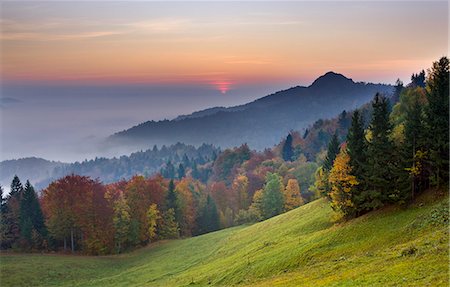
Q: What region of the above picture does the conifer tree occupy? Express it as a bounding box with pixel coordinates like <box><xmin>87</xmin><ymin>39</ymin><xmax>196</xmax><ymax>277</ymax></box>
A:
<box><xmin>400</xmin><ymin>97</ymin><xmax>426</xmax><ymax>201</ymax></box>
<box><xmin>323</xmin><ymin>132</ymin><xmax>340</xmax><ymax>171</ymax></box>
<box><xmin>20</xmin><ymin>181</ymin><xmax>46</xmax><ymax>247</ymax></box>
<box><xmin>365</xmin><ymin>94</ymin><xmax>395</xmax><ymax>208</ymax></box>
<box><xmin>4</xmin><ymin>176</ymin><xmax>24</xmax><ymax>247</ymax></box>
<box><xmin>425</xmin><ymin>57</ymin><xmax>449</xmax><ymax>186</ymax></box>
<box><xmin>282</xmin><ymin>134</ymin><xmax>294</xmax><ymax>162</ymax></box>
<box><xmin>195</xmin><ymin>195</ymin><xmax>220</xmax><ymax>235</ymax></box>
<box><xmin>177</xmin><ymin>163</ymin><xmax>185</xmax><ymax>179</ymax></box>
<box><xmin>346</xmin><ymin>110</ymin><xmax>367</xmax><ymax>212</ymax></box>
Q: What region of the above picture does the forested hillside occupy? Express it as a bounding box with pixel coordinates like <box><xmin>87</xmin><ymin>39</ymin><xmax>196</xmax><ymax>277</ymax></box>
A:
<box><xmin>108</xmin><ymin>72</ymin><xmax>392</xmax><ymax>151</ymax></box>
<box><xmin>0</xmin><ymin>57</ymin><xmax>447</xmax><ymax>258</ymax></box>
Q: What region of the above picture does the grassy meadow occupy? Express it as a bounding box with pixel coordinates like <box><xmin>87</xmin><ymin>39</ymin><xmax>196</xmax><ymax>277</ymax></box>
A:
<box><xmin>0</xmin><ymin>189</ymin><xmax>447</xmax><ymax>287</ymax></box>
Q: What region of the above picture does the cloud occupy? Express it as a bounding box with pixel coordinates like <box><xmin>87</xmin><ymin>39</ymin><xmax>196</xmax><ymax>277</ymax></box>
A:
<box><xmin>126</xmin><ymin>19</ymin><xmax>191</xmax><ymax>33</ymax></box>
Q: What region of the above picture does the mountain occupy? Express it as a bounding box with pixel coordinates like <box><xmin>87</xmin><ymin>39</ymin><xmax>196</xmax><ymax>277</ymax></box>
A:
<box><xmin>0</xmin><ymin>157</ymin><xmax>67</xmax><ymax>191</ymax></box>
<box><xmin>1</xmin><ymin>190</ymin><xmax>447</xmax><ymax>286</ymax></box>
<box><xmin>107</xmin><ymin>72</ymin><xmax>393</xmax><ymax>151</ymax></box>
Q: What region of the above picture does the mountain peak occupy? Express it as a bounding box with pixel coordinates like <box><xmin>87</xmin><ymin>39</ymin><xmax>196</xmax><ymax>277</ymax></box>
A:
<box><xmin>310</xmin><ymin>71</ymin><xmax>354</xmax><ymax>89</ymax></box>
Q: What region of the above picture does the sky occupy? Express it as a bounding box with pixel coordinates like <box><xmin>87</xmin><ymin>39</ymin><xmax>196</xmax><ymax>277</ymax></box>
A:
<box><xmin>0</xmin><ymin>1</ymin><xmax>448</xmax><ymax>162</ymax></box>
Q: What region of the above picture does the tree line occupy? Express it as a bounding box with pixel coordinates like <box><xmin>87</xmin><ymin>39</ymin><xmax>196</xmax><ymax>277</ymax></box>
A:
<box><xmin>316</xmin><ymin>57</ymin><xmax>449</xmax><ymax>218</ymax></box>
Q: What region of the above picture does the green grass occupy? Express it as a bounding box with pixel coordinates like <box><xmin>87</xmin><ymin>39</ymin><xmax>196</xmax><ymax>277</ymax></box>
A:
<box><xmin>1</xmin><ymin>190</ymin><xmax>448</xmax><ymax>286</ymax></box>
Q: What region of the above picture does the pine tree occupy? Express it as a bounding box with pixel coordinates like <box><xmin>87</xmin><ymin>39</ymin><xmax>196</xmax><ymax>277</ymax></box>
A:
<box><xmin>392</xmin><ymin>79</ymin><xmax>404</xmax><ymax>103</ymax></box>
<box><xmin>177</xmin><ymin>163</ymin><xmax>185</xmax><ymax>179</ymax></box>
<box><xmin>425</xmin><ymin>57</ymin><xmax>449</xmax><ymax>187</ymax></box>
<box><xmin>0</xmin><ymin>185</ymin><xmax>8</xmax><ymax>249</ymax></box>
<box><xmin>400</xmin><ymin>97</ymin><xmax>426</xmax><ymax>201</ymax></box>
<box><xmin>20</xmin><ymin>181</ymin><xmax>46</xmax><ymax>248</ymax></box>
<box><xmin>323</xmin><ymin>132</ymin><xmax>340</xmax><ymax>171</ymax></box>
<box><xmin>411</xmin><ymin>70</ymin><xmax>426</xmax><ymax>88</ymax></box>
<box><xmin>4</xmin><ymin>176</ymin><xmax>24</xmax><ymax>248</ymax></box>
<box><xmin>282</xmin><ymin>134</ymin><xmax>294</xmax><ymax>162</ymax></box>
<box><xmin>195</xmin><ymin>195</ymin><xmax>220</xmax><ymax>235</ymax></box>
<box><xmin>163</xmin><ymin>161</ymin><xmax>176</xmax><ymax>179</ymax></box>
<box><xmin>346</xmin><ymin>110</ymin><xmax>367</xmax><ymax>212</ymax></box>
<box><xmin>166</xmin><ymin>180</ymin><xmax>178</xmax><ymax>211</ymax></box>
<box><xmin>365</xmin><ymin>94</ymin><xmax>395</xmax><ymax>209</ymax></box>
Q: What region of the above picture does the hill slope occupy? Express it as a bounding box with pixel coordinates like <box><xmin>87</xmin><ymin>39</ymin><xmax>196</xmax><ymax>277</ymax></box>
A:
<box><xmin>108</xmin><ymin>72</ymin><xmax>392</xmax><ymax>151</ymax></box>
<box><xmin>1</xmin><ymin>190</ymin><xmax>447</xmax><ymax>287</ymax></box>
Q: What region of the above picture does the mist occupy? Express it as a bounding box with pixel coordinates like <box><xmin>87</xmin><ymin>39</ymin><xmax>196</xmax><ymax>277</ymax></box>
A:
<box><xmin>0</xmin><ymin>83</ymin><xmax>287</xmax><ymax>162</ymax></box>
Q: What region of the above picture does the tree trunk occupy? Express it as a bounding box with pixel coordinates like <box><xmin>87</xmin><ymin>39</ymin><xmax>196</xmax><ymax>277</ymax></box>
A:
<box><xmin>71</xmin><ymin>228</ymin><xmax>74</xmax><ymax>253</ymax></box>
<box><xmin>64</xmin><ymin>237</ymin><xmax>67</xmax><ymax>251</ymax></box>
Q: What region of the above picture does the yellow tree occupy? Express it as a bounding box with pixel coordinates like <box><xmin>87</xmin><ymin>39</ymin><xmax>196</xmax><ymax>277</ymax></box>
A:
<box><xmin>147</xmin><ymin>204</ymin><xmax>160</xmax><ymax>242</ymax></box>
<box><xmin>328</xmin><ymin>147</ymin><xmax>358</xmax><ymax>218</ymax></box>
<box><xmin>232</xmin><ymin>175</ymin><xmax>250</xmax><ymax>211</ymax></box>
<box><xmin>283</xmin><ymin>179</ymin><xmax>303</xmax><ymax>211</ymax></box>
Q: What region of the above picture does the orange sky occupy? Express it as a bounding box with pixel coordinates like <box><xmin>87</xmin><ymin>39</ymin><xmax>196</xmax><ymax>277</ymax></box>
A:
<box><xmin>1</xmin><ymin>1</ymin><xmax>448</xmax><ymax>90</ymax></box>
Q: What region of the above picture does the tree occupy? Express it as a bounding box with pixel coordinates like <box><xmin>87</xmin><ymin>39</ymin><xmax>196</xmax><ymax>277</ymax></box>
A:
<box><xmin>283</xmin><ymin>179</ymin><xmax>303</xmax><ymax>211</ymax></box>
<box><xmin>401</xmin><ymin>96</ymin><xmax>426</xmax><ymax>201</ymax></box>
<box><xmin>177</xmin><ymin>163</ymin><xmax>185</xmax><ymax>179</ymax></box>
<box><xmin>232</xmin><ymin>175</ymin><xmax>250</xmax><ymax>211</ymax></box>
<box><xmin>113</xmin><ymin>193</ymin><xmax>131</xmax><ymax>253</ymax></box>
<box><xmin>165</xmin><ymin>179</ymin><xmax>180</xmax><ymax>220</ymax></box>
<box><xmin>312</xmin><ymin>166</ymin><xmax>329</xmax><ymax>198</ymax></box>
<box><xmin>4</xmin><ymin>176</ymin><xmax>24</xmax><ymax>248</ymax></box>
<box><xmin>425</xmin><ymin>57</ymin><xmax>449</xmax><ymax>187</ymax></box>
<box><xmin>0</xmin><ymin>185</ymin><xmax>9</xmax><ymax>249</ymax></box>
<box><xmin>42</xmin><ymin>175</ymin><xmax>114</xmax><ymax>254</ymax></box>
<box><xmin>365</xmin><ymin>94</ymin><xmax>395</xmax><ymax>208</ymax></box>
<box><xmin>195</xmin><ymin>195</ymin><xmax>220</xmax><ymax>235</ymax></box>
<box><xmin>20</xmin><ymin>181</ymin><xmax>46</xmax><ymax>248</ymax></box>
<box><xmin>411</xmin><ymin>70</ymin><xmax>426</xmax><ymax>88</ymax></box>
<box><xmin>328</xmin><ymin>146</ymin><xmax>359</xmax><ymax>218</ymax></box>
<box><xmin>124</xmin><ymin>176</ymin><xmax>153</xmax><ymax>245</ymax></box>
<box><xmin>282</xmin><ymin>134</ymin><xmax>294</xmax><ymax>162</ymax></box>
<box><xmin>392</xmin><ymin>79</ymin><xmax>404</xmax><ymax>103</ymax></box>
<box><xmin>159</xmin><ymin>208</ymin><xmax>179</xmax><ymax>239</ymax></box>
<box><xmin>323</xmin><ymin>132</ymin><xmax>340</xmax><ymax>171</ymax></box>
<box><xmin>346</xmin><ymin>110</ymin><xmax>367</xmax><ymax>211</ymax></box>
<box><xmin>261</xmin><ymin>173</ymin><xmax>284</xmax><ymax>219</ymax></box>
<box><xmin>147</xmin><ymin>204</ymin><xmax>160</xmax><ymax>242</ymax></box>
<box><xmin>163</xmin><ymin>161</ymin><xmax>176</xmax><ymax>179</ymax></box>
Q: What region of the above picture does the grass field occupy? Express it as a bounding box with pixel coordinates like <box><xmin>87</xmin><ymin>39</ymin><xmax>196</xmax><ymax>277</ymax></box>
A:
<box><xmin>0</xmin><ymin>189</ymin><xmax>448</xmax><ymax>287</ymax></box>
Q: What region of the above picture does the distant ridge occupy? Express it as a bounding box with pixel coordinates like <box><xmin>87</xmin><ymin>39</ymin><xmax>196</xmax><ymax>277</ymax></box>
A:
<box><xmin>107</xmin><ymin>72</ymin><xmax>393</xmax><ymax>151</ymax></box>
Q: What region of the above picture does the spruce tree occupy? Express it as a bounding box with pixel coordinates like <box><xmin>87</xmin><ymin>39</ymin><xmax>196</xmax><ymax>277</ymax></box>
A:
<box><xmin>202</xmin><ymin>195</ymin><xmax>220</xmax><ymax>234</ymax></box>
<box><xmin>346</xmin><ymin>110</ymin><xmax>367</xmax><ymax>212</ymax></box>
<box><xmin>425</xmin><ymin>57</ymin><xmax>449</xmax><ymax>187</ymax></box>
<box><xmin>177</xmin><ymin>163</ymin><xmax>185</xmax><ymax>179</ymax></box>
<box><xmin>165</xmin><ymin>179</ymin><xmax>181</xmax><ymax>226</ymax></box>
<box><xmin>282</xmin><ymin>134</ymin><xmax>294</xmax><ymax>162</ymax></box>
<box><xmin>5</xmin><ymin>176</ymin><xmax>24</xmax><ymax>247</ymax></box>
<box><xmin>323</xmin><ymin>132</ymin><xmax>340</xmax><ymax>171</ymax></box>
<box><xmin>392</xmin><ymin>79</ymin><xmax>404</xmax><ymax>103</ymax></box>
<box><xmin>365</xmin><ymin>94</ymin><xmax>395</xmax><ymax>209</ymax></box>
<box><xmin>400</xmin><ymin>98</ymin><xmax>426</xmax><ymax>200</ymax></box>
